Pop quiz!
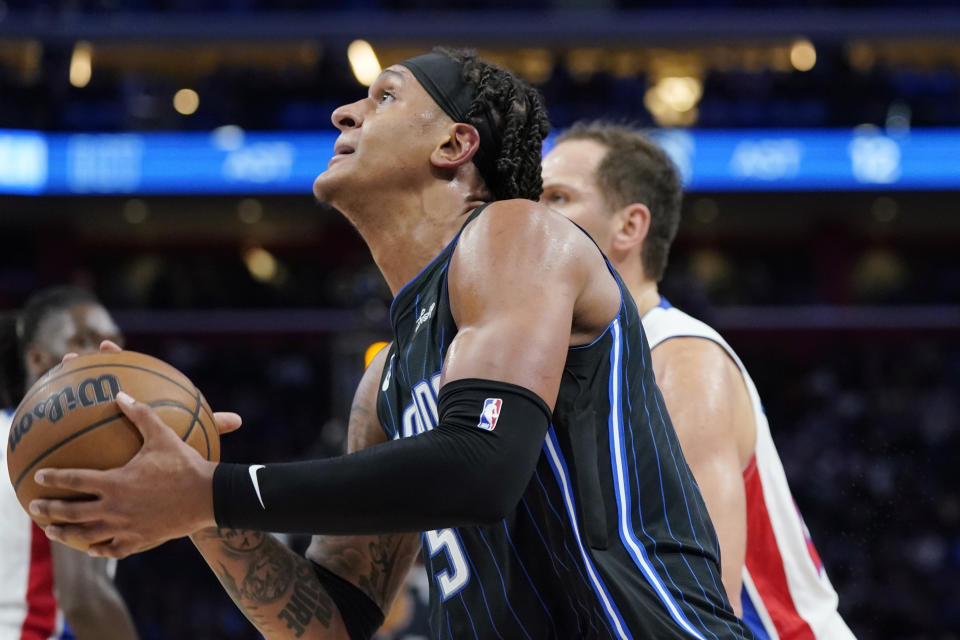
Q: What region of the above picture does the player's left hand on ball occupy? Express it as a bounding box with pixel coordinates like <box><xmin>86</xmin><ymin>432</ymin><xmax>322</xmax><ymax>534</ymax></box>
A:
<box><xmin>29</xmin><ymin>391</ymin><xmax>218</xmax><ymax>559</ymax></box>
<box><xmin>212</xmin><ymin>411</ymin><xmax>242</xmax><ymax>435</ymax></box>
<box><xmin>62</xmin><ymin>341</ymin><xmax>243</xmax><ymax>437</ymax></box>
<box><xmin>101</xmin><ymin>340</ymin><xmax>243</xmax><ymax>434</ymax></box>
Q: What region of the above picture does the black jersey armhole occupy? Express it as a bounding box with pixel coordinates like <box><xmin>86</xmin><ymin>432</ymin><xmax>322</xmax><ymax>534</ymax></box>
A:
<box><xmin>374</xmin><ymin>345</ymin><xmax>398</xmax><ymax>440</ymax></box>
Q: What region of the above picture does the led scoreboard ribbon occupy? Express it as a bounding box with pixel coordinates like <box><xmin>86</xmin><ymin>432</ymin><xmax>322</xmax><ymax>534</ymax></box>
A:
<box><xmin>2</xmin><ymin>127</ymin><xmax>959</xmax><ymax>195</ymax></box>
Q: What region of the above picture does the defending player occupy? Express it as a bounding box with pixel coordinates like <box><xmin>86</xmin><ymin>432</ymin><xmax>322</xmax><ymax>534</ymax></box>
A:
<box><xmin>0</xmin><ymin>286</ymin><xmax>139</xmax><ymax>640</ymax></box>
<box><xmin>30</xmin><ymin>51</ymin><xmax>753</xmax><ymax>639</ymax></box>
<box><xmin>541</xmin><ymin>123</ymin><xmax>855</xmax><ymax>639</ymax></box>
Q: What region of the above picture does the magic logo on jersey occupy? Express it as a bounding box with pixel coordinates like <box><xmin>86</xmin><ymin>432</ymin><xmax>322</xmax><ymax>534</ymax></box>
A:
<box><xmin>398</xmin><ymin>372</ymin><xmax>442</xmax><ymax>439</ymax></box>
<box><xmin>477</xmin><ymin>398</ymin><xmax>502</xmax><ymax>431</ymax></box>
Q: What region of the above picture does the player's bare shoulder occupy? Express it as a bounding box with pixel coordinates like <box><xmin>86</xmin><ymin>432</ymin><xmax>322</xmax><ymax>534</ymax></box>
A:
<box><xmin>451</xmin><ymin>199</ymin><xmax>619</xmax><ymax>345</ymax></box>
<box><xmin>652</xmin><ymin>336</ymin><xmax>744</xmax><ymax>395</ymax></box>
<box><xmin>457</xmin><ymin>199</ymin><xmax>588</xmax><ymax>257</ymax></box>
<box><xmin>652</xmin><ymin>336</ymin><xmax>756</xmax><ymax>463</ymax></box>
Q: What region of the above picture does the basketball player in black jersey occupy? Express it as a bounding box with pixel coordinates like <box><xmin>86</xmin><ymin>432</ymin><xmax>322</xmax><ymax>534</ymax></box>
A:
<box><xmin>31</xmin><ymin>50</ymin><xmax>752</xmax><ymax>639</ymax></box>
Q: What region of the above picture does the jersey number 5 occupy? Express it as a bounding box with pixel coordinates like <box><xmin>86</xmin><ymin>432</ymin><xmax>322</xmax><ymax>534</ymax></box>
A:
<box><xmin>425</xmin><ymin>528</ymin><xmax>470</xmax><ymax>600</ymax></box>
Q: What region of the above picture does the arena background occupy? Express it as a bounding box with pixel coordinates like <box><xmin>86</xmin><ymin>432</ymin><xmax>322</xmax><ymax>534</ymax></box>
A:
<box><xmin>2</xmin><ymin>2</ymin><xmax>959</xmax><ymax>638</ymax></box>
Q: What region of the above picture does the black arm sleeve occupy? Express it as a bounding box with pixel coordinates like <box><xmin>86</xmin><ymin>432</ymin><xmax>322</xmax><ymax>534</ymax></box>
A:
<box><xmin>213</xmin><ymin>378</ymin><xmax>552</xmax><ymax>534</ymax></box>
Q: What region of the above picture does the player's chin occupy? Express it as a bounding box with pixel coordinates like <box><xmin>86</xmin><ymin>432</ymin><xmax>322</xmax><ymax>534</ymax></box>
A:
<box><xmin>312</xmin><ymin>172</ymin><xmax>338</xmax><ymax>203</ymax></box>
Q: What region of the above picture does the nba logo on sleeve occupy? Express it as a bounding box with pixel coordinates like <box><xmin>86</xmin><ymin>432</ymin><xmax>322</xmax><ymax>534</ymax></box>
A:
<box><xmin>477</xmin><ymin>398</ymin><xmax>502</xmax><ymax>431</ymax></box>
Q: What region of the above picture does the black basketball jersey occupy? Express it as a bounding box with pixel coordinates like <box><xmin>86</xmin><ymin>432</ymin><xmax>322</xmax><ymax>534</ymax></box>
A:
<box><xmin>376</xmin><ymin>205</ymin><xmax>752</xmax><ymax>639</ymax></box>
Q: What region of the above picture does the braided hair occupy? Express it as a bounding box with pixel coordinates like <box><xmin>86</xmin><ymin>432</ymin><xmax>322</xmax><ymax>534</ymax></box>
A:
<box><xmin>0</xmin><ymin>286</ymin><xmax>98</xmax><ymax>407</ymax></box>
<box><xmin>437</xmin><ymin>48</ymin><xmax>551</xmax><ymax>202</ymax></box>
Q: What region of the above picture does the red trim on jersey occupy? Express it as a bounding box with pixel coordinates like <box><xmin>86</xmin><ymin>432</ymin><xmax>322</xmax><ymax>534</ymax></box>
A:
<box><xmin>742</xmin><ymin>456</ymin><xmax>815</xmax><ymax>640</ymax></box>
<box><xmin>20</xmin><ymin>522</ymin><xmax>57</xmax><ymax>640</ymax></box>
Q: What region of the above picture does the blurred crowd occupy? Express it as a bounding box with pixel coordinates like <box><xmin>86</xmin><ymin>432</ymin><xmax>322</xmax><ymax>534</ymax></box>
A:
<box><xmin>747</xmin><ymin>337</ymin><xmax>960</xmax><ymax>637</ymax></box>
<box><xmin>3</xmin><ymin>209</ymin><xmax>957</xmax><ymax>312</ymax></box>
<box><xmin>3</xmin><ymin>46</ymin><xmax>959</xmax><ymax>131</ymax></box>
<box><xmin>4</xmin><ymin>0</ymin><xmax>960</xmax><ymax>10</ymax></box>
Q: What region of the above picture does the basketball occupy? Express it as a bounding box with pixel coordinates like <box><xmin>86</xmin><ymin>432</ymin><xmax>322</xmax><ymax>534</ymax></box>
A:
<box><xmin>5</xmin><ymin>350</ymin><xmax>219</xmax><ymax>537</ymax></box>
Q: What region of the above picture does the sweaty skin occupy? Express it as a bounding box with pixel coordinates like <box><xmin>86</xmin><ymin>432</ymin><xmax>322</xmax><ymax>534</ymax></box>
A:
<box><xmin>542</xmin><ymin>138</ymin><xmax>756</xmax><ymax>613</ymax></box>
<box><xmin>28</xmin><ymin>64</ymin><xmax>623</xmax><ymax>640</ymax></box>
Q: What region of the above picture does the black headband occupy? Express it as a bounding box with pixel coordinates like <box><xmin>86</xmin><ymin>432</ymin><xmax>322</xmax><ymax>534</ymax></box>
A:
<box><xmin>399</xmin><ymin>52</ymin><xmax>500</xmax><ymax>191</ymax></box>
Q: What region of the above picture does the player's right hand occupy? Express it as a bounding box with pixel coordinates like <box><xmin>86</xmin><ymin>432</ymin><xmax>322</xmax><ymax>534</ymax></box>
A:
<box><xmin>59</xmin><ymin>340</ymin><xmax>243</xmax><ymax>436</ymax></box>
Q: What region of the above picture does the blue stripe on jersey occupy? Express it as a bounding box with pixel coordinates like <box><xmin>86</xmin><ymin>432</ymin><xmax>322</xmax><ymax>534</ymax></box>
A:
<box><xmin>446</xmin><ymin>532</ymin><xmax>505</xmax><ymax>640</ymax></box>
<box><xmin>607</xmin><ymin>318</ymin><xmax>707</xmax><ymax>640</ymax></box>
<box><xmin>473</xmin><ymin>528</ymin><xmax>535</xmax><ymax>639</ymax></box>
<box><xmin>624</xmin><ymin>420</ymin><xmax>726</xmax><ymax>640</ymax></box>
<box><xmin>629</xmin><ymin>316</ymin><xmax>745</xmax><ymax>640</ymax></box>
<box><xmin>531</xmin><ymin>472</ymin><xmax>592</xmax><ymax>583</ymax></box>
<box><xmin>517</xmin><ymin>499</ymin><xmax>590</xmax><ymax>634</ymax></box>
<box><xmin>740</xmin><ymin>588</ymin><xmax>773</xmax><ymax>640</ymax></box>
<box><xmin>496</xmin><ymin>522</ymin><xmax>558</xmax><ymax>636</ymax></box>
<box><xmin>658</xmin><ymin>296</ymin><xmax>673</xmax><ymax>309</ymax></box>
<box><xmin>530</xmin><ymin>471</ymin><xmax>609</xmax><ymax>636</ymax></box>
<box><xmin>645</xmin><ymin>385</ymin><xmax>741</xmax><ymax>639</ymax></box>
<box><xmin>543</xmin><ymin>426</ymin><xmax>633</xmax><ymax>640</ymax></box>
<box><xmin>458</xmin><ymin>592</ymin><xmax>481</xmax><ymax>640</ymax></box>
<box><xmin>627</xmin><ymin>329</ymin><xmax>736</xmax><ymax>640</ymax></box>
<box><xmin>521</xmin><ymin>471</ymin><xmax>613</xmax><ymax>633</ymax></box>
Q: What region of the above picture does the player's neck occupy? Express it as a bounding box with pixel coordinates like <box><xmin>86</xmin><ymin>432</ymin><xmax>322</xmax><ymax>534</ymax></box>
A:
<box><xmin>347</xmin><ymin>185</ymin><xmax>486</xmax><ymax>295</ymax></box>
<box><xmin>609</xmin><ymin>254</ymin><xmax>660</xmax><ymax>315</ymax></box>
<box><xmin>623</xmin><ymin>273</ymin><xmax>661</xmax><ymax>317</ymax></box>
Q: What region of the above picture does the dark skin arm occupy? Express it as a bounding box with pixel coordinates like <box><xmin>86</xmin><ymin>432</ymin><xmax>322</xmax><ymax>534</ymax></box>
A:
<box><xmin>442</xmin><ymin>199</ymin><xmax>620</xmax><ymax>400</ymax></box>
<box><xmin>189</xmin><ymin>347</ymin><xmax>420</xmax><ymax>639</ymax></box>
<box><xmin>51</xmin><ymin>544</ymin><xmax>139</xmax><ymax>640</ymax></box>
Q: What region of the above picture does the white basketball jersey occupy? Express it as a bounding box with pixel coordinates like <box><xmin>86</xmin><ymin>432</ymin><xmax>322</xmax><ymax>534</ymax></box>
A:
<box><xmin>642</xmin><ymin>301</ymin><xmax>855</xmax><ymax>640</ymax></box>
<box><xmin>0</xmin><ymin>409</ymin><xmax>70</xmax><ymax>640</ymax></box>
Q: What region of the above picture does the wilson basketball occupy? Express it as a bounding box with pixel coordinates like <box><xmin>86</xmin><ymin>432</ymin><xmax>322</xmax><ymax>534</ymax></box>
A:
<box><xmin>5</xmin><ymin>350</ymin><xmax>219</xmax><ymax>543</ymax></box>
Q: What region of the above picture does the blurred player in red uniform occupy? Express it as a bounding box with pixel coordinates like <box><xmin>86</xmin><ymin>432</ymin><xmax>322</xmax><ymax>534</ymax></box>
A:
<box><xmin>0</xmin><ymin>286</ymin><xmax>138</xmax><ymax>640</ymax></box>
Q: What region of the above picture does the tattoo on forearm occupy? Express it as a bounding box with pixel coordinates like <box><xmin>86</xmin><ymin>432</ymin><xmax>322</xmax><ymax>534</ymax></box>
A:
<box><xmin>207</xmin><ymin>529</ymin><xmax>292</xmax><ymax>604</ymax></box>
<box><xmin>240</xmin><ymin>541</ymin><xmax>296</xmax><ymax>603</ymax></box>
<box><xmin>315</xmin><ymin>534</ymin><xmax>405</xmax><ymax>608</ymax></box>
<box><xmin>276</xmin><ymin>561</ymin><xmax>335</xmax><ymax>637</ymax></box>
<box><xmin>206</xmin><ymin>529</ymin><xmax>336</xmax><ymax>636</ymax></box>
<box><xmin>222</xmin><ymin>528</ymin><xmax>266</xmax><ymax>553</ymax></box>
<box><xmin>246</xmin><ymin>605</ymin><xmax>270</xmax><ymax>627</ymax></box>
<box><xmin>215</xmin><ymin>561</ymin><xmax>243</xmax><ymax>602</ymax></box>
<box><xmin>360</xmin><ymin>535</ymin><xmax>403</xmax><ymax>605</ymax></box>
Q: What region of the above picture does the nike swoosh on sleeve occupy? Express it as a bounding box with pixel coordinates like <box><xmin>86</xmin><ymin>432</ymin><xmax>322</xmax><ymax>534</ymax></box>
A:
<box><xmin>248</xmin><ymin>464</ymin><xmax>266</xmax><ymax>509</ymax></box>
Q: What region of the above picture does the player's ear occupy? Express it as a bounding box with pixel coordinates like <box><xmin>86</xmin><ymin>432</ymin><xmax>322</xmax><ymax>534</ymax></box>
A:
<box><xmin>431</xmin><ymin>122</ymin><xmax>481</xmax><ymax>169</ymax></box>
<box><xmin>610</xmin><ymin>203</ymin><xmax>651</xmax><ymax>253</ymax></box>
